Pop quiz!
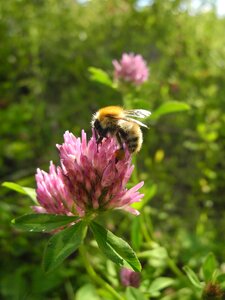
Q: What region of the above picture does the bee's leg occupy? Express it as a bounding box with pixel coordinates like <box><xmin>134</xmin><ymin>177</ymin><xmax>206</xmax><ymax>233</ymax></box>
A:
<box><xmin>97</xmin><ymin>128</ymin><xmax>108</xmax><ymax>144</ymax></box>
<box><xmin>97</xmin><ymin>135</ymin><xmax>104</xmax><ymax>144</ymax></box>
<box><xmin>115</xmin><ymin>132</ymin><xmax>125</xmax><ymax>161</ymax></box>
<box><xmin>96</xmin><ymin>136</ymin><xmax>103</xmax><ymax>152</ymax></box>
<box><xmin>93</xmin><ymin>129</ymin><xmax>101</xmax><ymax>152</ymax></box>
<box><xmin>93</xmin><ymin>128</ymin><xmax>98</xmax><ymax>140</ymax></box>
<box><xmin>116</xmin><ymin>132</ymin><xmax>124</xmax><ymax>150</ymax></box>
<box><xmin>96</xmin><ymin>129</ymin><xmax>108</xmax><ymax>152</ymax></box>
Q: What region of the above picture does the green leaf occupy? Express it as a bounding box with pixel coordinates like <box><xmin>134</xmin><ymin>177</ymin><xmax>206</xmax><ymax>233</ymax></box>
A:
<box><xmin>183</xmin><ymin>266</ymin><xmax>203</xmax><ymax>290</ymax></box>
<box><xmin>138</xmin><ymin>247</ymin><xmax>168</xmax><ymax>269</ymax></box>
<box><xmin>148</xmin><ymin>246</ymin><xmax>168</xmax><ymax>259</ymax></box>
<box><xmin>217</xmin><ymin>273</ymin><xmax>225</xmax><ymax>289</ymax></box>
<box><xmin>88</xmin><ymin>67</ymin><xmax>115</xmax><ymax>88</ymax></box>
<box><xmin>211</xmin><ymin>269</ymin><xmax>220</xmax><ymax>284</ymax></box>
<box><xmin>125</xmin><ymin>287</ymin><xmax>146</xmax><ymax>300</ymax></box>
<box><xmin>131</xmin><ymin>216</ymin><xmax>142</xmax><ymax>251</ymax></box>
<box><xmin>202</xmin><ymin>252</ymin><xmax>218</xmax><ymax>282</ymax></box>
<box><xmin>11</xmin><ymin>214</ymin><xmax>80</xmax><ymax>232</ymax></box>
<box><xmin>151</xmin><ymin>101</ymin><xmax>190</xmax><ymax>119</ymax></box>
<box><xmin>217</xmin><ymin>273</ymin><xmax>225</xmax><ymax>284</ymax></box>
<box><xmin>76</xmin><ymin>284</ymin><xmax>100</xmax><ymax>300</ymax></box>
<box><xmin>202</xmin><ymin>253</ymin><xmax>217</xmax><ymax>282</ymax></box>
<box><xmin>90</xmin><ymin>221</ymin><xmax>141</xmax><ymax>272</ymax></box>
<box><xmin>43</xmin><ymin>221</ymin><xmax>86</xmax><ymax>272</ymax></box>
<box><xmin>21</xmin><ymin>187</ymin><xmax>37</xmax><ymax>202</ymax></box>
<box><xmin>2</xmin><ymin>181</ymin><xmax>37</xmax><ymax>204</ymax></box>
<box><xmin>148</xmin><ymin>277</ymin><xmax>174</xmax><ymax>294</ymax></box>
<box><xmin>2</xmin><ymin>182</ymin><xmax>26</xmax><ymax>194</ymax></box>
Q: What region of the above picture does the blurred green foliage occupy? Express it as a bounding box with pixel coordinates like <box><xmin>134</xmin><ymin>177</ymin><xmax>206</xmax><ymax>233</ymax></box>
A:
<box><xmin>1</xmin><ymin>0</ymin><xmax>225</xmax><ymax>299</ymax></box>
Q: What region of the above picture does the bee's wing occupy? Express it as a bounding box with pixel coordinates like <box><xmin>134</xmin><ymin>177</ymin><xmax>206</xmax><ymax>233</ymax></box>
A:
<box><xmin>108</xmin><ymin>115</ymin><xmax>149</xmax><ymax>128</ymax></box>
<box><xmin>124</xmin><ymin>109</ymin><xmax>151</xmax><ymax>119</ymax></box>
<box><xmin>123</xmin><ymin>117</ymin><xmax>149</xmax><ymax>128</ymax></box>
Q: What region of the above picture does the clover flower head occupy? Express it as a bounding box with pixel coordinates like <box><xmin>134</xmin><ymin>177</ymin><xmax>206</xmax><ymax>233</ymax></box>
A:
<box><xmin>113</xmin><ymin>53</ymin><xmax>149</xmax><ymax>85</ymax></box>
<box><xmin>34</xmin><ymin>130</ymin><xmax>144</xmax><ymax>218</ymax></box>
<box><xmin>202</xmin><ymin>282</ymin><xmax>223</xmax><ymax>300</ymax></box>
<box><xmin>120</xmin><ymin>268</ymin><xmax>141</xmax><ymax>288</ymax></box>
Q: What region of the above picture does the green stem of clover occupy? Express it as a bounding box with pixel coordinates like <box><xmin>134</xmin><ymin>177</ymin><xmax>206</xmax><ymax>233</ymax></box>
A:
<box><xmin>167</xmin><ymin>256</ymin><xmax>184</xmax><ymax>278</ymax></box>
<box><xmin>79</xmin><ymin>244</ymin><xmax>124</xmax><ymax>300</ymax></box>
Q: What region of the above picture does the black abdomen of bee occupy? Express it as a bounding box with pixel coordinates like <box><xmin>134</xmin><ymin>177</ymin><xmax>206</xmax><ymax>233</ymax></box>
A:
<box><xmin>118</xmin><ymin>128</ymin><xmax>139</xmax><ymax>153</ymax></box>
<box><xmin>127</xmin><ymin>136</ymin><xmax>139</xmax><ymax>153</ymax></box>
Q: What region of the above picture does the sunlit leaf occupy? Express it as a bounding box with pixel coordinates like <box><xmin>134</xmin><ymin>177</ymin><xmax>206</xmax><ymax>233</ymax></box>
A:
<box><xmin>125</xmin><ymin>287</ymin><xmax>147</xmax><ymax>300</ymax></box>
<box><xmin>22</xmin><ymin>187</ymin><xmax>37</xmax><ymax>202</ymax></box>
<box><xmin>88</xmin><ymin>67</ymin><xmax>116</xmax><ymax>88</ymax></box>
<box><xmin>139</xmin><ymin>247</ymin><xmax>168</xmax><ymax>260</ymax></box>
<box><xmin>202</xmin><ymin>252</ymin><xmax>218</xmax><ymax>282</ymax></box>
<box><xmin>151</xmin><ymin>101</ymin><xmax>190</xmax><ymax>119</ymax></box>
<box><xmin>183</xmin><ymin>266</ymin><xmax>203</xmax><ymax>290</ymax></box>
<box><xmin>12</xmin><ymin>214</ymin><xmax>80</xmax><ymax>232</ymax></box>
<box><xmin>2</xmin><ymin>181</ymin><xmax>37</xmax><ymax>204</ymax></box>
<box><xmin>90</xmin><ymin>221</ymin><xmax>141</xmax><ymax>272</ymax></box>
<box><xmin>43</xmin><ymin>221</ymin><xmax>86</xmax><ymax>272</ymax></box>
<box><xmin>76</xmin><ymin>284</ymin><xmax>100</xmax><ymax>300</ymax></box>
<box><xmin>148</xmin><ymin>277</ymin><xmax>174</xmax><ymax>293</ymax></box>
<box><xmin>2</xmin><ymin>182</ymin><xmax>25</xmax><ymax>194</ymax></box>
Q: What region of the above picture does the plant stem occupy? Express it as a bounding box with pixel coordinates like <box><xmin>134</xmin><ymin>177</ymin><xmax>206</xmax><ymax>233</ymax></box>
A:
<box><xmin>143</xmin><ymin>209</ymin><xmax>154</xmax><ymax>238</ymax></box>
<box><xmin>167</xmin><ymin>256</ymin><xmax>184</xmax><ymax>278</ymax></box>
<box><xmin>64</xmin><ymin>280</ymin><xmax>75</xmax><ymax>300</ymax></box>
<box><xmin>140</xmin><ymin>215</ymin><xmax>153</xmax><ymax>245</ymax></box>
<box><xmin>79</xmin><ymin>244</ymin><xmax>124</xmax><ymax>300</ymax></box>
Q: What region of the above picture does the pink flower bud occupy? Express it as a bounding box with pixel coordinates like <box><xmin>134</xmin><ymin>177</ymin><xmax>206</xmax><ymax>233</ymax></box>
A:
<box><xmin>120</xmin><ymin>268</ymin><xmax>141</xmax><ymax>288</ymax></box>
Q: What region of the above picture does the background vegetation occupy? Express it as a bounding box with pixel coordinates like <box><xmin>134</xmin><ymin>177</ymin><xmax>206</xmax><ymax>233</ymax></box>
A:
<box><xmin>1</xmin><ymin>0</ymin><xmax>225</xmax><ymax>299</ymax></box>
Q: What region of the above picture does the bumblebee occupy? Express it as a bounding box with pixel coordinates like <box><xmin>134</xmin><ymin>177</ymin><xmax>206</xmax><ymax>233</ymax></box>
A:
<box><xmin>91</xmin><ymin>106</ymin><xmax>151</xmax><ymax>154</ymax></box>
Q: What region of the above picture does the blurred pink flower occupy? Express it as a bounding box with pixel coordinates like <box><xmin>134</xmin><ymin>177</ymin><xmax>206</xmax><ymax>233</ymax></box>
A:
<box><xmin>34</xmin><ymin>130</ymin><xmax>144</xmax><ymax>217</ymax></box>
<box><xmin>113</xmin><ymin>53</ymin><xmax>149</xmax><ymax>85</ymax></box>
<box><xmin>120</xmin><ymin>268</ymin><xmax>141</xmax><ymax>288</ymax></box>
